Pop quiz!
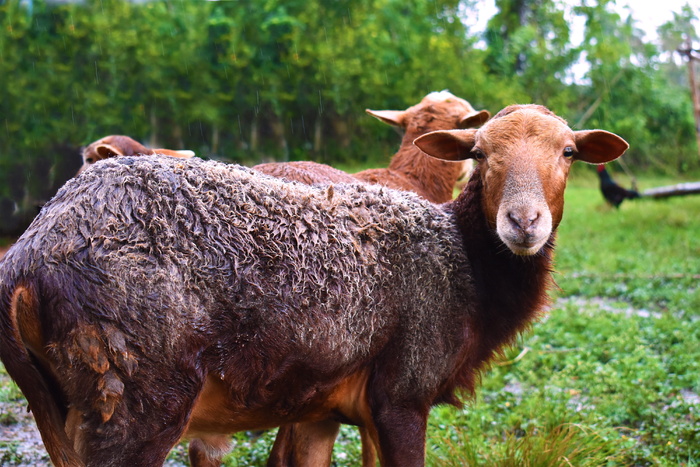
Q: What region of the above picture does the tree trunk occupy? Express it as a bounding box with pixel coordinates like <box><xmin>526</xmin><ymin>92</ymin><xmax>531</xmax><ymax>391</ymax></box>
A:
<box><xmin>314</xmin><ymin>117</ymin><xmax>323</xmax><ymax>155</ymax></box>
<box><xmin>211</xmin><ymin>124</ymin><xmax>220</xmax><ymax>155</ymax></box>
<box><xmin>149</xmin><ymin>107</ymin><xmax>158</xmax><ymax>148</ymax></box>
<box><xmin>331</xmin><ymin>118</ymin><xmax>351</xmax><ymax>149</ymax></box>
<box><xmin>250</xmin><ymin>118</ymin><xmax>258</xmax><ymax>151</ymax></box>
<box><xmin>689</xmin><ymin>56</ymin><xmax>700</xmax><ymax>160</ymax></box>
<box><xmin>270</xmin><ymin>115</ymin><xmax>289</xmax><ymax>161</ymax></box>
<box><xmin>173</xmin><ymin>124</ymin><xmax>184</xmax><ymax>150</ymax></box>
<box><xmin>679</xmin><ymin>40</ymin><xmax>700</xmax><ymax>160</ymax></box>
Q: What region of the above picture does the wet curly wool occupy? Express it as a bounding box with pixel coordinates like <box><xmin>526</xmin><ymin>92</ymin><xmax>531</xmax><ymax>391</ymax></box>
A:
<box><xmin>4</xmin><ymin>156</ymin><xmax>470</xmax><ymax>409</ymax></box>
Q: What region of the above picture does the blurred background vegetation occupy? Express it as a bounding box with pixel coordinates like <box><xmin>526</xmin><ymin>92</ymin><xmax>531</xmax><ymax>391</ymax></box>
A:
<box><xmin>0</xmin><ymin>0</ymin><xmax>698</xmax><ymax>236</ymax></box>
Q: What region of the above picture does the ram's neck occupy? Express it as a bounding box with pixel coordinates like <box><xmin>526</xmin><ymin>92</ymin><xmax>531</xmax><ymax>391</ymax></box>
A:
<box><xmin>448</xmin><ymin>167</ymin><xmax>555</xmax><ymax>391</ymax></box>
<box><xmin>387</xmin><ymin>141</ymin><xmax>465</xmax><ymax>204</ymax></box>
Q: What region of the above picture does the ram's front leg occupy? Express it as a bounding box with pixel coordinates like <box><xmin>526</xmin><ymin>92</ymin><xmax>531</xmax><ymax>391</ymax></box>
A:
<box><xmin>371</xmin><ymin>401</ymin><xmax>429</xmax><ymax>467</ymax></box>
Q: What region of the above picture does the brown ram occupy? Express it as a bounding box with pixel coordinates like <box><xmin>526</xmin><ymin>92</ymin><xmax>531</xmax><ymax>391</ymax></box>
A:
<box><xmin>255</xmin><ymin>91</ymin><xmax>490</xmax><ymax>467</ymax></box>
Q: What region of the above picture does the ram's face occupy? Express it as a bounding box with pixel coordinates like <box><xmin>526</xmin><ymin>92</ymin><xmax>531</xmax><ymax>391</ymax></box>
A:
<box><xmin>414</xmin><ymin>105</ymin><xmax>629</xmax><ymax>256</ymax></box>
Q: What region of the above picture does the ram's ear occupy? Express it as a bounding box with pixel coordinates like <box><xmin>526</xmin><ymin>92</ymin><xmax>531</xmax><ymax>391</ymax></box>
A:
<box><xmin>414</xmin><ymin>129</ymin><xmax>477</xmax><ymax>161</ymax></box>
<box><xmin>95</xmin><ymin>144</ymin><xmax>123</xmax><ymax>160</ymax></box>
<box><xmin>154</xmin><ymin>149</ymin><xmax>195</xmax><ymax>158</ymax></box>
<box><xmin>574</xmin><ymin>130</ymin><xmax>629</xmax><ymax>164</ymax></box>
<box><xmin>365</xmin><ymin>109</ymin><xmax>406</xmax><ymax>128</ymax></box>
<box><xmin>460</xmin><ymin>109</ymin><xmax>490</xmax><ymax>129</ymax></box>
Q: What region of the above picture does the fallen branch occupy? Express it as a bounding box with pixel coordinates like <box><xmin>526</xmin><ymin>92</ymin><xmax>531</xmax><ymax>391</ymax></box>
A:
<box><xmin>566</xmin><ymin>272</ymin><xmax>700</xmax><ymax>280</ymax></box>
<box><xmin>641</xmin><ymin>182</ymin><xmax>700</xmax><ymax>199</ymax></box>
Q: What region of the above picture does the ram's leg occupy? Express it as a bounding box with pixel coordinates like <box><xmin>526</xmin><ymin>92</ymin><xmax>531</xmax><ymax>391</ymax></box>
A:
<box><xmin>189</xmin><ymin>434</ymin><xmax>231</xmax><ymax>467</ymax></box>
<box><xmin>359</xmin><ymin>426</ymin><xmax>378</xmax><ymax>467</ymax></box>
<box><xmin>68</xmin><ymin>408</ymin><xmax>185</xmax><ymax>467</ymax></box>
<box><xmin>66</xmin><ymin>372</ymin><xmax>203</xmax><ymax>466</ymax></box>
<box><xmin>370</xmin><ymin>398</ymin><xmax>429</xmax><ymax>467</ymax></box>
<box><xmin>268</xmin><ymin>420</ymin><xmax>341</xmax><ymax>467</ymax></box>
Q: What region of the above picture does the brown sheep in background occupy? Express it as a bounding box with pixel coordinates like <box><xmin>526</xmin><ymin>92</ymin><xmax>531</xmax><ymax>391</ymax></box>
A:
<box><xmin>354</xmin><ymin>90</ymin><xmax>489</xmax><ymax>202</ymax></box>
<box><xmin>0</xmin><ymin>105</ymin><xmax>627</xmax><ymax>467</ymax></box>
<box><xmin>252</xmin><ymin>160</ymin><xmax>357</xmax><ymax>186</ymax></box>
<box><xmin>254</xmin><ymin>91</ymin><xmax>490</xmax><ymax>203</ymax></box>
<box><xmin>79</xmin><ymin>134</ymin><xmax>195</xmax><ymax>174</ymax></box>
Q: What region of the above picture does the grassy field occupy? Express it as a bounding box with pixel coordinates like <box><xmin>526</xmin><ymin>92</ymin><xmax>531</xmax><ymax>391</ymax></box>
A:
<box><xmin>1</xmin><ymin>167</ymin><xmax>699</xmax><ymax>466</ymax></box>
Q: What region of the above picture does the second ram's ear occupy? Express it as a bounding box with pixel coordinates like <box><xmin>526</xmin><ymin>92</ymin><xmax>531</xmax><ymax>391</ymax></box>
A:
<box><xmin>414</xmin><ymin>129</ymin><xmax>478</xmax><ymax>161</ymax></box>
<box><xmin>154</xmin><ymin>149</ymin><xmax>195</xmax><ymax>159</ymax></box>
<box><xmin>366</xmin><ymin>109</ymin><xmax>407</xmax><ymax>128</ymax></box>
<box><xmin>95</xmin><ymin>144</ymin><xmax>123</xmax><ymax>160</ymax></box>
<box><xmin>460</xmin><ymin>109</ymin><xmax>490</xmax><ymax>129</ymax></box>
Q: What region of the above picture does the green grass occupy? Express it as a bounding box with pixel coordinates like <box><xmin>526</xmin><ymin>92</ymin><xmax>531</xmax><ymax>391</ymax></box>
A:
<box><xmin>556</xmin><ymin>170</ymin><xmax>700</xmax><ymax>312</ymax></box>
<box><xmin>424</xmin><ymin>299</ymin><xmax>700</xmax><ymax>466</ymax></box>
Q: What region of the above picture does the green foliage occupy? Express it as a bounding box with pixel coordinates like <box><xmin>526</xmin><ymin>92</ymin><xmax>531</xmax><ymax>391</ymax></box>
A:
<box><xmin>0</xmin><ymin>365</ymin><xmax>24</xmax><ymax>404</ymax></box>
<box><xmin>0</xmin><ymin>441</ymin><xmax>22</xmax><ymax>464</ymax></box>
<box><xmin>1</xmin><ymin>0</ymin><xmax>699</xmax><ymax>235</ymax></box>
<box><xmin>485</xmin><ymin>0</ymin><xmax>578</xmax><ymax>102</ymax></box>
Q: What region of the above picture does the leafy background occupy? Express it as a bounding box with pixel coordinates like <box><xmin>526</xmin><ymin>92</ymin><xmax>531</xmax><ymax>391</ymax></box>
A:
<box><xmin>1</xmin><ymin>0</ymin><xmax>699</xmax><ymax>235</ymax></box>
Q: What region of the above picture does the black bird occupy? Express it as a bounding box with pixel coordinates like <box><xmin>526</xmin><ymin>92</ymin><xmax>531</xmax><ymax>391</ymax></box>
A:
<box><xmin>596</xmin><ymin>165</ymin><xmax>640</xmax><ymax>208</ymax></box>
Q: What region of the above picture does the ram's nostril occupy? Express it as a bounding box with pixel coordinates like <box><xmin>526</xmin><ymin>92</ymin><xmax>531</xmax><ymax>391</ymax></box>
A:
<box><xmin>508</xmin><ymin>212</ymin><xmax>523</xmax><ymax>229</ymax></box>
<box><xmin>508</xmin><ymin>211</ymin><xmax>541</xmax><ymax>232</ymax></box>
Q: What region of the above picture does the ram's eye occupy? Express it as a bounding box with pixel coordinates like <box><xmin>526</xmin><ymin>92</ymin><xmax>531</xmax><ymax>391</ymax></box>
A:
<box><xmin>563</xmin><ymin>147</ymin><xmax>575</xmax><ymax>158</ymax></box>
<box><xmin>472</xmin><ymin>149</ymin><xmax>485</xmax><ymax>161</ymax></box>
<box><xmin>86</xmin><ymin>158</ymin><xmax>94</xmax><ymax>163</ymax></box>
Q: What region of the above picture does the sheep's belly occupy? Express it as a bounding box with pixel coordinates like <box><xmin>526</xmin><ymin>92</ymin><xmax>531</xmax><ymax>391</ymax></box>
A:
<box><xmin>185</xmin><ymin>368</ymin><xmax>371</xmax><ymax>435</ymax></box>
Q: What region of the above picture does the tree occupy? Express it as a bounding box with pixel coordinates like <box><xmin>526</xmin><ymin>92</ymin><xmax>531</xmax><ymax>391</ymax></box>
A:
<box><xmin>484</xmin><ymin>0</ymin><xmax>578</xmax><ymax>104</ymax></box>
<box><xmin>1</xmin><ymin>0</ymin><xmax>699</xmax><ymax>236</ymax></box>
<box><xmin>659</xmin><ymin>4</ymin><xmax>700</xmax><ymax>159</ymax></box>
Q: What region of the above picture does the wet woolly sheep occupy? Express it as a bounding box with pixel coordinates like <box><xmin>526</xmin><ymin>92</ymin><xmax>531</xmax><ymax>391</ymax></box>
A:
<box><xmin>0</xmin><ymin>105</ymin><xmax>627</xmax><ymax>467</ymax></box>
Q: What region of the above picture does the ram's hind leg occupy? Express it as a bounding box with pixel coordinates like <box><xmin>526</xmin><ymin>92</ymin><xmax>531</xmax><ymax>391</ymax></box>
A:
<box><xmin>61</xmin><ymin>356</ymin><xmax>204</xmax><ymax>466</ymax></box>
<box><xmin>359</xmin><ymin>426</ymin><xmax>378</xmax><ymax>467</ymax></box>
<box><xmin>268</xmin><ymin>420</ymin><xmax>341</xmax><ymax>467</ymax></box>
<box><xmin>189</xmin><ymin>434</ymin><xmax>232</xmax><ymax>467</ymax></box>
<box><xmin>65</xmin><ymin>404</ymin><xmax>190</xmax><ymax>467</ymax></box>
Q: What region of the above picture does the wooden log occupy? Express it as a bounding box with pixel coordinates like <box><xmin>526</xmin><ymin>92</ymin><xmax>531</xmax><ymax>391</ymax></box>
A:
<box><xmin>642</xmin><ymin>182</ymin><xmax>700</xmax><ymax>198</ymax></box>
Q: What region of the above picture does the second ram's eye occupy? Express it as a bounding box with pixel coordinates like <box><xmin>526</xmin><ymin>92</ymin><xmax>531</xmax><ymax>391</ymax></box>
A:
<box><xmin>563</xmin><ymin>147</ymin><xmax>575</xmax><ymax>158</ymax></box>
<box><xmin>472</xmin><ymin>149</ymin><xmax>485</xmax><ymax>161</ymax></box>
